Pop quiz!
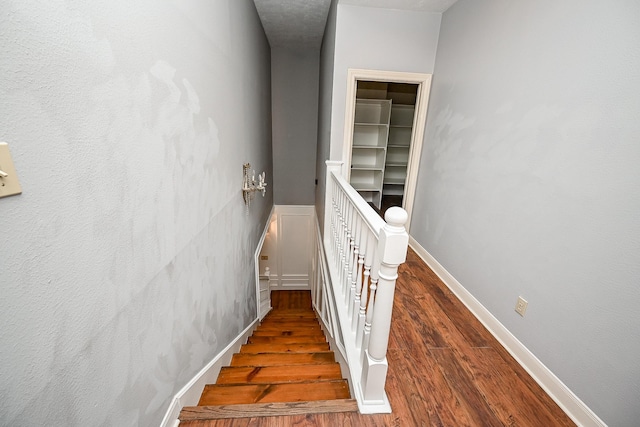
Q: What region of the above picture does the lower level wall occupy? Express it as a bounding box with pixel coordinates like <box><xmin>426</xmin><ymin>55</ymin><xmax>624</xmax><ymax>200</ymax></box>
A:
<box><xmin>259</xmin><ymin>205</ymin><xmax>315</xmax><ymax>290</ymax></box>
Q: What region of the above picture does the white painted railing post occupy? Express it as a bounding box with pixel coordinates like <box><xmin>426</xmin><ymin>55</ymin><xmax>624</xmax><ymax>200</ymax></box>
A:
<box><xmin>360</xmin><ymin>207</ymin><xmax>409</xmax><ymax>403</ymax></box>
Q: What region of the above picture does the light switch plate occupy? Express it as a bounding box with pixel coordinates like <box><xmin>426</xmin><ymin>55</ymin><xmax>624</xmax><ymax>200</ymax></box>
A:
<box><xmin>0</xmin><ymin>142</ymin><xmax>22</xmax><ymax>198</ymax></box>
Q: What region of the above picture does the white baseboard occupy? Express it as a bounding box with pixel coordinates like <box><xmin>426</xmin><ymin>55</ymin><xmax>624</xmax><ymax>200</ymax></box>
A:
<box><xmin>408</xmin><ymin>236</ymin><xmax>606</xmax><ymax>427</ymax></box>
<box><xmin>159</xmin><ymin>320</ymin><xmax>259</xmax><ymax>427</ymax></box>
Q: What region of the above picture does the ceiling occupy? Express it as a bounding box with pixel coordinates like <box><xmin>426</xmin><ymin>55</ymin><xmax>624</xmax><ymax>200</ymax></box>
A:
<box><xmin>253</xmin><ymin>0</ymin><xmax>459</xmax><ymax>51</ymax></box>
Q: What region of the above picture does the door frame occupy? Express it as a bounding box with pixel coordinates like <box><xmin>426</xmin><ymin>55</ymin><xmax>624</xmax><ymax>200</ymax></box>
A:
<box><xmin>341</xmin><ymin>68</ymin><xmax>432</xmax><ymax>232</ymax></box>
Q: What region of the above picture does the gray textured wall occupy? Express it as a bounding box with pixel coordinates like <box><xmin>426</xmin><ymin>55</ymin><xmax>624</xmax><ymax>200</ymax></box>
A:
<box><xmin>0</xmin><ymin>0</ymin><xmax>272</xmax><ymax>425</ymax></box>
<box><xmin>271</xmin><ymin>48</ymin><xmax>319</xmax><ymax>205</ymax></box>
<box><xmin>315</xmin><ymin>3</ymin><xmax>441</xmax><ymax>236</ymax></box>
<box><xmin>328</xmin><ymin>5</ymin><xmax>442</xmax><ymax>163</ymax></box>
<box><xmin>412</xmin><ymin>1</ymin><xmax>640</xmax><ymax>425</ymax></box>
<box><xmin>315</xmin><ymin>0</ymin><xmax>338</xmax><ymax>233</ymax></box>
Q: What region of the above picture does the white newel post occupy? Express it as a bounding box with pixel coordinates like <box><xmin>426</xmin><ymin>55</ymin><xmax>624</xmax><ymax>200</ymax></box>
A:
<box><xmin>360</xmin><ymin>207</ymin><xmax>409</xmax><ymax>403</ymax></box>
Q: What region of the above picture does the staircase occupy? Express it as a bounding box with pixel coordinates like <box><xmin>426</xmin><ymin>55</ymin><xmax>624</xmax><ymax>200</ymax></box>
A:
<box><xmin>179</xmin><ymin>291</ymin><xmax>358</xmax><ymax>422</ymax></box>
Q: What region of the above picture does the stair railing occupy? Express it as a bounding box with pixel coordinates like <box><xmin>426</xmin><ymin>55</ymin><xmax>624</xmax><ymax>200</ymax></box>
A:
<box><xmin>319</xmin><ymin>160</ymin><xmax>409</xmax><ymax>413</ymax></box>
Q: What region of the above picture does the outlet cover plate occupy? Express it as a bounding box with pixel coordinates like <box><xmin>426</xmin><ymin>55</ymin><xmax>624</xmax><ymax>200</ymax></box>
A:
<box><xmin>0</xmin><ymin>142</ymin><xmax>22</xmax><ymax>199</ymax></box>
<box><xmin>515</xmin><ymin>296</ymin><xmax>528</xmax><ymax>317</ymax></box>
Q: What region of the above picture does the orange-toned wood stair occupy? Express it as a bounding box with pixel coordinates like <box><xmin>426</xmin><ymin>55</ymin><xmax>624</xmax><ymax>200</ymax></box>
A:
<box><xmin>179</xmin><ymin>291</ymin><xmax>358</xmax><ymax>421</ymax></box>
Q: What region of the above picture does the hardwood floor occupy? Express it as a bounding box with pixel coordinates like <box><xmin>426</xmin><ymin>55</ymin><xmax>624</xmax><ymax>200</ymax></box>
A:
<box><xmin>180</xmin><ymin>250</ymin><xmax>575</xmax><ymax>427</ymax></box>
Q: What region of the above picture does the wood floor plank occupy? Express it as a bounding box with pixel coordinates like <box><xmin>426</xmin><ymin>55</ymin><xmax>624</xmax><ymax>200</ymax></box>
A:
<box><xmin>429</xmin><ymin>348</ymin><xmax>504</xmax><ymax>427</ymax></box>
<box><xmin>270</xmin><ymin>291</ymin><xmax>312</xmax><ymax>310</ymax></box>
<box><xmin>247</xmin><ymin>335</ymin><xmax>327</xmax><ymax>345</ymax></box>
<box><xmin>230</xmin><ymin>352</ymin><xmax>336</xmax><ymax>367</ymax></box>
<box><xmin>392</xmin><ymin>348</ymin><xmax>478</xmax><ymax>427</ymax></box>
<box><xmin>251</xmin><ymin>330</ymin><xmax>325</xmax><ymax>337</ymax></box>
<box><xmin>258</xmin><ymin>319</ymin><xmax>319</xmax><ymax>326</ymax></box>
<box><xmin>403</xmin><ymin>265</ymin><xmax>494</xmax><ymax>348</ymax></box>
<box><xmin>217</xmin><ymin>364</ymin><xmax>343</xmax><ymax>384</ymax></box>
<box><xmin>179</xmin><ymin>399</ymin><xmax>358</xmax><ymax>421</ymax></box>
<box><xmin>255</xmin><ymin>323</ymin><xmax>321</xmax><ymax>331</ymax></box>
<box><xmin>239</xmin><ymin>343</ymin><xmax>329</xmax><ymax>353</ymax></box>
<box><xmin>262</xmin><ymin>311</ymin><xmax>317</xmax><ymax>317</ymax></box>
<box><xmin>198</xmin><ymin>380</ymin><xmax>350</xmax><ymax>405</ymax></box>
<box><xmin>464</xmin><ymin>347</ymin><xmax>575</xmax><ymax>427</ymax></box>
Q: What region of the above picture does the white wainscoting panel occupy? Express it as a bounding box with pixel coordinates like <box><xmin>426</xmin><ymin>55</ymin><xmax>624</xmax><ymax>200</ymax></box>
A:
<box><xmin>272</xmin><ymin>205</ymin><xmax>314</xmax><ymax>290</ymax></box>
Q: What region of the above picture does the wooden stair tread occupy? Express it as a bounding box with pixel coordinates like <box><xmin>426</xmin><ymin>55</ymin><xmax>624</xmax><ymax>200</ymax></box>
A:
<box><xmin>198</xmin><ymin>380</ymin><xmax>351</xmax><ymax>405</ymax></box>
<box><xmin>217</xmin><ymin>364</ymin><xmax>343</xmax><ymax>384</ymax></box>
<box><xmin>256</xmin><ymin>324</ymin><xmax>321</xmax><ymax>331</ymax></box>
<box><xmin>231</xmin><ymin>351</ymin><xmax>336</xmax><ymax>366</ymax></box>
<box><xmin>179</xmin><ymin>399</ymin><xmax>358</xmax><ymax>420</ymax></box>
<box><xmin>247</xmin><ymin>335</ymin><xmax>327</xmax><ymax>344</ymax></box>
<box><xmin>262</xmin><ymin>311</ymin><xmax>318</xmax><ymax>317</ymax></box>
<box><xmin>240</xmin><ymin>342</ymin><xmax>330</xmax><ymax>353</ymax></box>
<box><xmin>252</xmin><ymin>329</ymin><xmax>326</xmax><ymax>337</ymax></box>
<box><xmin>258</xmin><ymin>321</ymin><xmax>320</xmax><ymax>328</ymax></box>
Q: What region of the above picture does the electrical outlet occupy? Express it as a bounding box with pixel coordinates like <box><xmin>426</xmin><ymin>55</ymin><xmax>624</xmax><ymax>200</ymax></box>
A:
<box><xmin>261</xmin><ymin>255</ymin><xmax>268</xmax><ymax>260</ymax></box>
<box><xmin>515</xmin><ymin>296</ymin><xmax>528</xmax><ymax>317</ymax></box>
<box><xmin>0</xmin><ymin>142</ymin><xmax>22</xmax><ymax>199</ymax></box>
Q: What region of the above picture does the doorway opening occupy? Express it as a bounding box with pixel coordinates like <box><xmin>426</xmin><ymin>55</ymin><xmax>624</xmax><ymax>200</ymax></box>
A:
<box><xmin>355</xmin><ymin>80</ymin><xmax>418</xmax><ymax>216</ymax></box>
<box><xmin>342</xmin><ymin>69</ymin><xmax>432</xmax><ymax>231</ymax></box>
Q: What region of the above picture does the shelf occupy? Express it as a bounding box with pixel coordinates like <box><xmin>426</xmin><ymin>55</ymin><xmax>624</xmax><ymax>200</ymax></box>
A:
<box><xmin>388</xmin><ymin>127</ymin><xmax>412</xmax><ymax>146</ymax></box>
<box><xmin>356</xmin><ymin>190</ymin><xmax>382</xmax><ymax>208</ymax></box>
<box><xmin>390</xmin><ymin>104</ymin><xmax>415</xmax><ymax>127</ymax></box>
<box><xmin>354</xmin><ymin>99</ymin><xmax>392</xmax><ymax>125</ymax></box>
<box><xmin>350</xmin><ymin>169</ymin><xmax>383</xmax><ymax>190</ymax></box>
<box><xmin>353</xmin><ymin>124</ymin><xmax>389</xmax><ymax>147</ymax></box>
<box><xmin>384</xmin><ymin>165</ymin><xmax>406</xmax><ymax>185</ymax></box>
<box><xmin>386</xmin><ymin>148</ymin><xmax>409</xmax><ymax>165</ymax></box>
<box><xmin>383</xmin><ymin>184</ymin><xmax>405</xmax><ymax>196</ymax></box>
<box><xmin>384</xmin><ymin>177</ymin><xmax>406</xmax><ymax>185</ymax></box>
<box><xmin>351</xmin><ymin>147</ymin><xmax>386</xmax><ymax>169</ymax></box>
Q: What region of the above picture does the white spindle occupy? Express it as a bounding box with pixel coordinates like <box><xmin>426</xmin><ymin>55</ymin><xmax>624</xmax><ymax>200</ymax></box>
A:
<box><xmin>356</xmin><ymin>230</ymin><xmax>373</xmax><ymax>346</ymax></box>
<box><xmin>351</xmin><ymin>217</ymin><xmax>364</xmax><ymax>331</ymax></box>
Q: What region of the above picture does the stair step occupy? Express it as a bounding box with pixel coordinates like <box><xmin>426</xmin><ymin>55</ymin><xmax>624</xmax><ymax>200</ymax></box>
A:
<box><xmin>247</xmin><ymin>335</ymin><xmax>327</xmax><ymax>345</ymax></box>
<box><xmin>216</xmin><ymin>364</ymin><xmax>343</xmax><ymax>384</ymax></box>
<box><xmin>231</xmin><ymin>351</ymin><xmax>336</xmax><ymax>366</ymax></box>
<box><xmin>262</xmin><ymin>317</ymin><xmax>318</xmax><ymax>322</ymax></box>
<box><xmin>240</xmin><ymin>342</ymin><xmax>330</xmax><ymax>353</ymax></box>
<box><xmin>252</xmin><ymin>329</ymin><xmax>326</xmax><ymax>337</ymax></box>
<box><xmin>198</xmin><ymin>379</ymin><xmax>351</xmax><ymax>405</ymax></box>
<box><xmin>179</xmin><ymin>399</ymin><xmax>358</xmax><ymax>421</ymax></box>
<box><xmin>254</xmin><ymin>324</ymin><xmax>324</xmax><ymax>335</ymax></box>
<box><xmin>259</xmin><ymin>319</ymin><xmax>320</xmax><ymax>327</ymax></box>
<box><xmin>266</xmin><ymin>310</ymin><xmax>317</xmax><ymax>317</ymax></box>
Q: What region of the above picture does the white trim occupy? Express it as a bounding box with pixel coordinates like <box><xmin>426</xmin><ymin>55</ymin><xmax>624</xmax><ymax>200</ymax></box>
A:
<box><xmin>158</xmin><ymin>320</ymin><xmax>259</xmax><ymax>427</ymax></box>
<box><xmin>408</xmin><ymin>236</ymin><xmax>607</xmax><ymax>427</ymax></box>
<box><xmin>342</xmin><ymin>68</ymin><xmax>433</xmax><ymax>232</ymax></box>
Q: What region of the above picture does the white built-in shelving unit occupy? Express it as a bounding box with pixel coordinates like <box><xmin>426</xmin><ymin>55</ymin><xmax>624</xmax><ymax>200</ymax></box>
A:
<box><xmin>349</xmin><ymin>98</ymin><xmax>392</xmax><ymax>209</ymax></box>
<box><xmin>384</xmin><ymin>104</ymin><xmax>414</xmax><ymax>197</ymax></box>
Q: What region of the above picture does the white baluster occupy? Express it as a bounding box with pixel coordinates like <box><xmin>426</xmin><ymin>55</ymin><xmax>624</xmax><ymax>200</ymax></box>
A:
<box><xmin>356</xmin><ymin>230</ymin><xmax>373</xmax><ymax>345</ymax></box>
<box><xmin>352</xmin><ymin>220</ymin><xmax>366</xmax><ymax>333</ymax></box>
<box><xmin>361</xmin><ymin>253</ymin><xmax>379</xmax><ymax>360</ymax></box>
<box><xmin>348</xmin><ymin>211</ymin><xmax>361</xmax><ymax>322</ymax></box>
<box><xmin>344</xmin><ymin>202</ymin><xmax>354</xmax><ymax>306</ymax></box>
